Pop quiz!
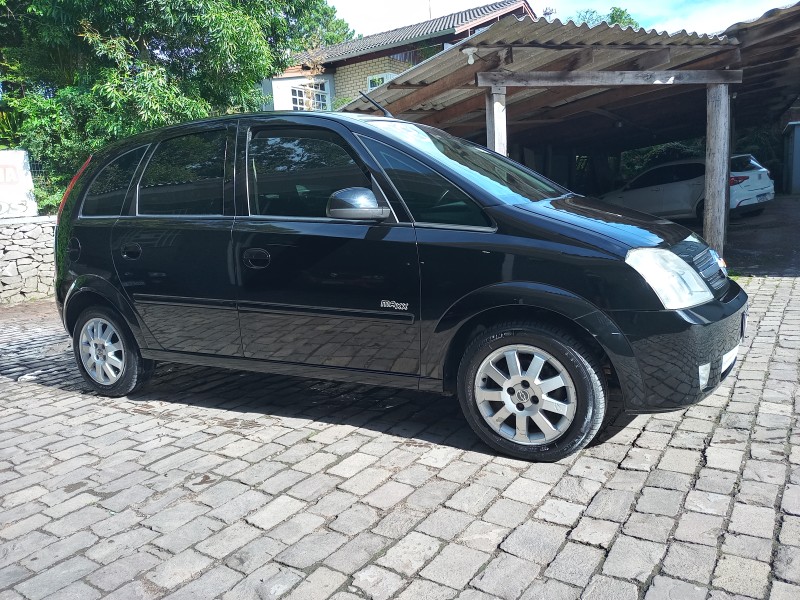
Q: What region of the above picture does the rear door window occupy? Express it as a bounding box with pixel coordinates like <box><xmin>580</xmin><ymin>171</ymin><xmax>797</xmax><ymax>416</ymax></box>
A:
<box><xmin>629</xmin><ymin>166</ymin><xmax>675</xmax><ymax>189</ymax></box>
<box><xmin>82</xmin><ymin>147</ymin><xmax>147</xmax><ymax>217</ymax></box>
<box><xmin>361</xmin><ymin>138</ymin><xmax>490</xmax><ymax>228</ymax></box>
<box><xmin>247</xmin><ymin>127</ymin><xmax>371</xmax><ymax>218</ymax></box>
<box><xmin>138</xmin><ymin>130</ymin><xmax>227</xmax><ymax>215</ymax></box>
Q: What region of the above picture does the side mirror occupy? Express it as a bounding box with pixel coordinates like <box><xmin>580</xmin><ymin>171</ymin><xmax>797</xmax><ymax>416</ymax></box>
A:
<box><xmin>327</xmin><ymin>187</ymin><xmax>391</xmax><ymax>221</ymax></box>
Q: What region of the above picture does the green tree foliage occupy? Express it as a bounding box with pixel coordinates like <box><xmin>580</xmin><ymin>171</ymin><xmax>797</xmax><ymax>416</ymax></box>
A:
<box><xmin>572</xmin><ymin>7</ymin><xmax>640</xmax><ymax>29</ymax></box>
<box><xmin>0</xmin><ymin>0</ymin><xmax>353</xmax><ymax>211</ymax></box>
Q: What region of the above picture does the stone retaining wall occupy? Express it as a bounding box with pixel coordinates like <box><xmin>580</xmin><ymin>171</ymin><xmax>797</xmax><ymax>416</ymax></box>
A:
<box><xmin>0</xmin><ymin>216</ymin><xmax>56</xmax><ymax>305</ymax></box>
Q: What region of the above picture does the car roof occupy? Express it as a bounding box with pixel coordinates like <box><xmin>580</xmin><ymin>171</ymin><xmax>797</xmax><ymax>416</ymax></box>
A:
<box><xmin>92</xmin><ymin>111</ymin><xmax>402</xmax><ymax>158</ymax></box>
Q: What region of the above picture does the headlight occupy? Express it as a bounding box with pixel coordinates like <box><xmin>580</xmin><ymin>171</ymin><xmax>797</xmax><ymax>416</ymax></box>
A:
<box><xmin>626</xmin><ymin>248</ymin><xmax>713</xmax><ymax>309</ymax></box>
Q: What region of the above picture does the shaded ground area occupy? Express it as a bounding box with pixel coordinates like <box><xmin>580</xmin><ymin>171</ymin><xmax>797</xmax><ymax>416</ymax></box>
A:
<box><xmin>686</xmin><ymin>194</ymin><xmax>800</xmax><ymax>277</ymax></box>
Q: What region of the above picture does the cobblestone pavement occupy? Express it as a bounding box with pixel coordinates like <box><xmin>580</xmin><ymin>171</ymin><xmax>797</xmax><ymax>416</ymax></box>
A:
<box><xmin>1</xmin><ymin>274</ymin><xmax>799</xmax><ymax>600</ymax></box>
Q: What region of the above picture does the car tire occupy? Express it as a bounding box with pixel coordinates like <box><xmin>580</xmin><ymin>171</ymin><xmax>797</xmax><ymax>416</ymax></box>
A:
<box><xmin>457</xmin><ymin>321</ymin><xmax>606</xmax><ymax>462</ymax></box>
<box><xmin>72</xmin><ymin>306</ymin><xmax>155</xmax><ymax>397</ymax></box>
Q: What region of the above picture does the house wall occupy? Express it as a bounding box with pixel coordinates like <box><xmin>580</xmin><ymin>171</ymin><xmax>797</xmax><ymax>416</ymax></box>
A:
<box><xmin>0</xmin><ymin>216</ymin><xmax>56</xmax><ymax>304</ymax></box>
<box><xmin>262</xmin><ymin>73</ymin><xmax>336</xmax><ymax>111</ymax></box>
<box><xmin>333</xmin><ymin>56</ymin><xmax>412</xmax><ymax>106</ymax></box>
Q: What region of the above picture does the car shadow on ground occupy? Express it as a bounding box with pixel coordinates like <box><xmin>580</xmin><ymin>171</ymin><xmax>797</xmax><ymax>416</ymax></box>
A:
<box><xmin>0</xmin><ymin>314</ymin><xmax>634</xmax><ymax>456</ymax></box>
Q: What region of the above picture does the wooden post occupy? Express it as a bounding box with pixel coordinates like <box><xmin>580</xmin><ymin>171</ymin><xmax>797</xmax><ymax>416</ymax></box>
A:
<box><xmin>486</xmin><ymin>86</ymin><xmax>507</xmax><ymax>155</ymax></box>
<box><xmin>704</xmin><ymin>83</ymin><xmax>730</xmax><ymax>255</ymax></box>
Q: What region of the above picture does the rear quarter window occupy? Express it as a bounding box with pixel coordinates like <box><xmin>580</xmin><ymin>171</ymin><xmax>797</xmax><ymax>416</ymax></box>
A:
<box><xmin>81</xmin><ymin>147</ymin><xmax>147</xmax><ymax>217</ymax></box>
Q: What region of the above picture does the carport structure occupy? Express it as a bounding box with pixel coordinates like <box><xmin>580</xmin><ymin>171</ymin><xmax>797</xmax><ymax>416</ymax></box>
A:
<box><xmin>343</xmin><ymin>3</ymin><xmax>800</xmax><ymax>255</ymax></box>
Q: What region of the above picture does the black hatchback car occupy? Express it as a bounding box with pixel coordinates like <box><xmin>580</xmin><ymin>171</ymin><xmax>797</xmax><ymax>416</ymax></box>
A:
<box><xmin>55</xmin><ymin>112</ymin><xmax>747</xmax><ymax>461</ymax></box>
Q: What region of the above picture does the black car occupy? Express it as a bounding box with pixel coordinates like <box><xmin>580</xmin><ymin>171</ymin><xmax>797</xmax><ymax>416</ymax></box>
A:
<box><xmin>55</xmin><ymin>112</ymin><xmax>747</xmax><ymax>461</ymax></box>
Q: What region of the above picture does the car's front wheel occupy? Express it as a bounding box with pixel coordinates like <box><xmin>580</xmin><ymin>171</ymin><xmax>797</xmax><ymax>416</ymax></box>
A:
<box><xmin>457</xmin><ymin>321</ymin><xmax>606</xmax><ymax>462</ymax></box>
<box><xmin>73</xmin><ymin>306</ymin><xmax>154</xmax><ymax>397</ymax></box>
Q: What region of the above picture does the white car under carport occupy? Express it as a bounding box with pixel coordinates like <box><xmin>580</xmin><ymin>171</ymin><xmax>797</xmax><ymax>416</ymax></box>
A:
<box><xmin>600</xmin><ymin>154</ymin><xmax>775</xmax><ymax>220</ymax></box>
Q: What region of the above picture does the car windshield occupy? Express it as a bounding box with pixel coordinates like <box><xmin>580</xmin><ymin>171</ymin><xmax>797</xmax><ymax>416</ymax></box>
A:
<box><xmin>367</xmin><ymin>120</ymin><xmax>567</xmax><ymax>204</ymax></box>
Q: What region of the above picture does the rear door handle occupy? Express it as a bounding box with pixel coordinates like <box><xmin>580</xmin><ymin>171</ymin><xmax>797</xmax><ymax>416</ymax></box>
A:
<box><xmin>243</xmin><ymin>248</ymin><xmax>271</xmax><ymax>269</ymax></box>
<box><xmin>120</xmin><ymin>243</ymin><xmax>142</xmax><ymax>260</ymax></box>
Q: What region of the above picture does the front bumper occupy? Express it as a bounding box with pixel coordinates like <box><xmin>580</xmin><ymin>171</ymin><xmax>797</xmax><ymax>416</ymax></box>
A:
<box><xmin>608</xmin><ymin>281</ymin><xmax>748</xmax><ymax>412</ymax></box>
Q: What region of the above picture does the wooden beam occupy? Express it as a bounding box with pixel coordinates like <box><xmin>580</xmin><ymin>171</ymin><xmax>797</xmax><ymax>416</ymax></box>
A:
<box><xmin>384</xmin><ymin>52</ymin><xmax>504</xmax><ymax>114</ymax></box>
<box><xmin>486</xmin><ymin>86</ymin><xmax>507</xmax><ymax>156</ymax></box>
<box><xmin>703</xmin><ymin>84</ymin><xmax>730</xmax><ymax>255</ymax></box>
<box><xmin>477</xmin><ymin>70</ymin><xmax>743</xmax><ymax>87</ymax></box>
<box><xmin>417</xmin><ymin>48</ymin><xmax>594</xmax><ymax>125</ymax></box>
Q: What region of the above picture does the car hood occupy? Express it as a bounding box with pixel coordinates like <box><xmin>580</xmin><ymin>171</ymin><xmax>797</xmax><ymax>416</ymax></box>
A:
<box><xmin>511</xmin><ymin>194</ymin><xmax>697</xmax><ymax>250</ymax></box>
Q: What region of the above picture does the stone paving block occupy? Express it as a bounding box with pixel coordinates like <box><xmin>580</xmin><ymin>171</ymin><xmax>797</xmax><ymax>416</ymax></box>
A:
<box><xmin>712</xmin><ymin>554</ymin><xmax>771</xmax><ymax>598</ymax></box>
<box><xmin>420</xmin><ymin>543</ymin><xmax>490</xmax><ymax>589</ymax></box>
<box><xmin>324</xmin><ymin>532</ymin><xmax>389</xmax><ymax>575</ymax></box>
<box><xmin>602</xmin><ymin>535</ymin><xmax>666</xmax><ymax>582</ymax></box>
<box><xmin>284</xmin><ymin>566</ymin><xmax>347</xmax><ymax>600</ymax></box>
<box><xmin>351</xmin><ymin>565</ymin><xmax>405</xmax><ymax>600</ymax></box>
<box><xmin>482</xmin><ymin>497</ymin><xmax>530</xmax><ymax>528</ymax></box>
<box><xmin>376</xmin><ymin>531</ymin><xmax>440</xmax><ymax>576</ymax></box>
<box><xmin>644</xmin><ymin>576</ymin><xmax>706</xmax><ymax>600</ymax></box>
<box><xmin>674</xmin><ymin>511</ymin><xmax>724</xmax><ymax>546</ymax></box>
<box><xmin>775</xmin><ymin>545</ymin><xmax>800</xmax><ymax>584</ymax></box>
<box><xmin>728</xmin><ymin>503</ymin><xmax>775</xmax><ymax>539</ymax></box>
<box><xmin>544</xmin><ymin>541</ymin><xmax>604</xmax><ymax>587</ymax></box>
<box><xmin>501</xmin><ymin>520</ymin><xmax>568</xmax><ymax>565</ymax></box>
<box><xmin>784</xmin><ymin>485</ymin><xmax>800</xmax><ymax>515</ymax></box>
<box><xmin>771</xmin><ymin>581</ymin><xmax>800</xmax><ymax>600</ymax></box>
<box><xmin>457</xmin><ymin>520</ymin><xmax>509</xmax><ymax>553</ymax></box>
<box><xmin>684</xmin><ymin>490</ymin><xmax>731</xmax><ymax>516</ymax></box>
<box><xmin>445</xmin><ymin>483</ymin><xmax>498</xmax><ymax>515</ymax></box>
<box><xmin>86</xmin><ymin>550</ymin><xmax>161</xmax><ymax>592</ymax></box>
<box><xmin>568</xmin><ymin>457</ymin><xmax>616</xmax><ymax>483</ymax></box>
<box><xmin>396</xmin><ymin>579</ymin><xmax>456</xmax><ymax>600</ymax></box>
<box><xmin>145</xmin><ymin>548</ymin><xmax>212</xmax><ymax>590</ymax></box>
<box><xmin>551</xmin><ymin>476</ymin><xmax>602</xmax><ymax>504</ymax></box>
<box><xmin>584</xmin><ymin>489</ymin><xmax>636</xmax><ymax>522</ymax></box>
<box><xmin>519</xmin><ymin>578</ymin><xmax>580</xmax><ymax>600</ymax></box>
<box><xmin>695</xmin><ymin>468</ymin><xmax>737</xmax><ymax>494</ymax></box>
<box><xmin>582</xmin><ymin>574</ymin><xmax>638</xmax><ymax>600</ymax></box>
<box><xmin>635</xmin><ymin>487</ymin><xmax>684</xmax><ymax>517</ymax></box>
<box><xmin>722</xmin><ymin>532</ymin><xmax>773</xmax><ymax>562</ymax></box>
<box><xmin>372</xmin><ymin>508</ymin><xmax>425</xmax><ymax>539</ymax></box>
<box><xmin>738</xmin><ymin>479</ymin><xmax>780</xmax><ymax>507</ymax></box>
<box><xmin>196</xmin><ymin>521</ymin><xmax>262</xmax><ymax>559</ymax></box>
<box><xmin>780</xmin><ymin>515</ymin><xmax>800</xmax><ymax>546</ymax></box>
<box><xmin>533</xmin><ymin>498</ymin><xmax>583</xmax><ymax>527</ymax></box>
<box><xmin>363</xmin><ymin>481</ymin><xmax>414</xmax><ymax>510</ymax></box>
<box><xmin>662</xmin><ymin>541</ymin><xmax>717</xmax><ymax>584</ymax></box>
<box><xmin>274</xmin><ymin>530</ymin><xmax>347</xmax><ymax>569</ymax></box>
<box><xmin>471</xmin><ymin>552</ymin><xmax>540</xmax><ymax>600</ymax></box>
<box><xmin>160</xmin><ymin>565</ymin><xmax>242</xmax><ymax>600</ymax></box>
<box><xmin>329</xmin><ymin>503</ymin><xmax>379</xmax><ymax>536</ymax></box>
<box><xmin>502</xmin><ymin>478</ymin><xmax>552</xmax><ymax>505</ymax></box>
<box><xmin>406</xmin><ymin>479</ymin><xmax>460</xmax><ymax>511</ymax></box>
<box><xmin>224</xmin><ymin>536</ymin><xmax>286</xmax><ymax>575</ymax></box>
<box><xmin>606</xmin><ymin>469</ymin><xmax>648</xmax><ymax>492</ymax></box>
<box><xmin>416</xmin><ymin>508</ymin><xmax>474</xmax><ymax>540</ymax></box>
<box><xmin>705</xmin><ymin>447</ymin><xmax>745</xmax><ymax>472</ymax></box>
<box><xmin>570</xmin><ymin>517</ymin><xmax>619</xmax><ymax>548</ymax></box>
<box><xmin>658</xmin><ymin>448</ymin><xmax>702</xmax><ymax>475</ymax></box>
<box><xmin>246</xmin><ymin>495</ymin><xmax>305</xmax><ymax>531</ymax></box>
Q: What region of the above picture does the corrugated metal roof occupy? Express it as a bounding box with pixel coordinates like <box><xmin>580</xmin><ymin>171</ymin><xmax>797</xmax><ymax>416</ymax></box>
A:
<box><xmin>294</xmin><ymin>0</ymin><xmax>528</xmax><ymax>65</ymax></box>
<box><xmin>341</xmin><ymin>14</ymin><xmax>735</xmax><ymax>117</ymax></box>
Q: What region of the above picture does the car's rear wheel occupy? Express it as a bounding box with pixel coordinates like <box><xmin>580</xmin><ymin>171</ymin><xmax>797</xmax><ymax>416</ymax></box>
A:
<box><xmin>457</xmin><ymin>321</ymin><xmax>606</xmax><ymax>461</ymax></box>
<box><xmin>73</xmin><ymin>306</ymin><xmax>154</xmax><ymax>397</ymax></box>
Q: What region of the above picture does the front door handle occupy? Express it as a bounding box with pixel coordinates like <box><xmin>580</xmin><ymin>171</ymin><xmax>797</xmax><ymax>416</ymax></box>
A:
<box><xmin>243</xmin><ymin>248</ymin><xmax>271</xmax><ymax>269</ymax></box>
<box><xmin>120</xmin><ymin>243</ymin><xmax>142</xmax><ymax>260</ymax></box>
